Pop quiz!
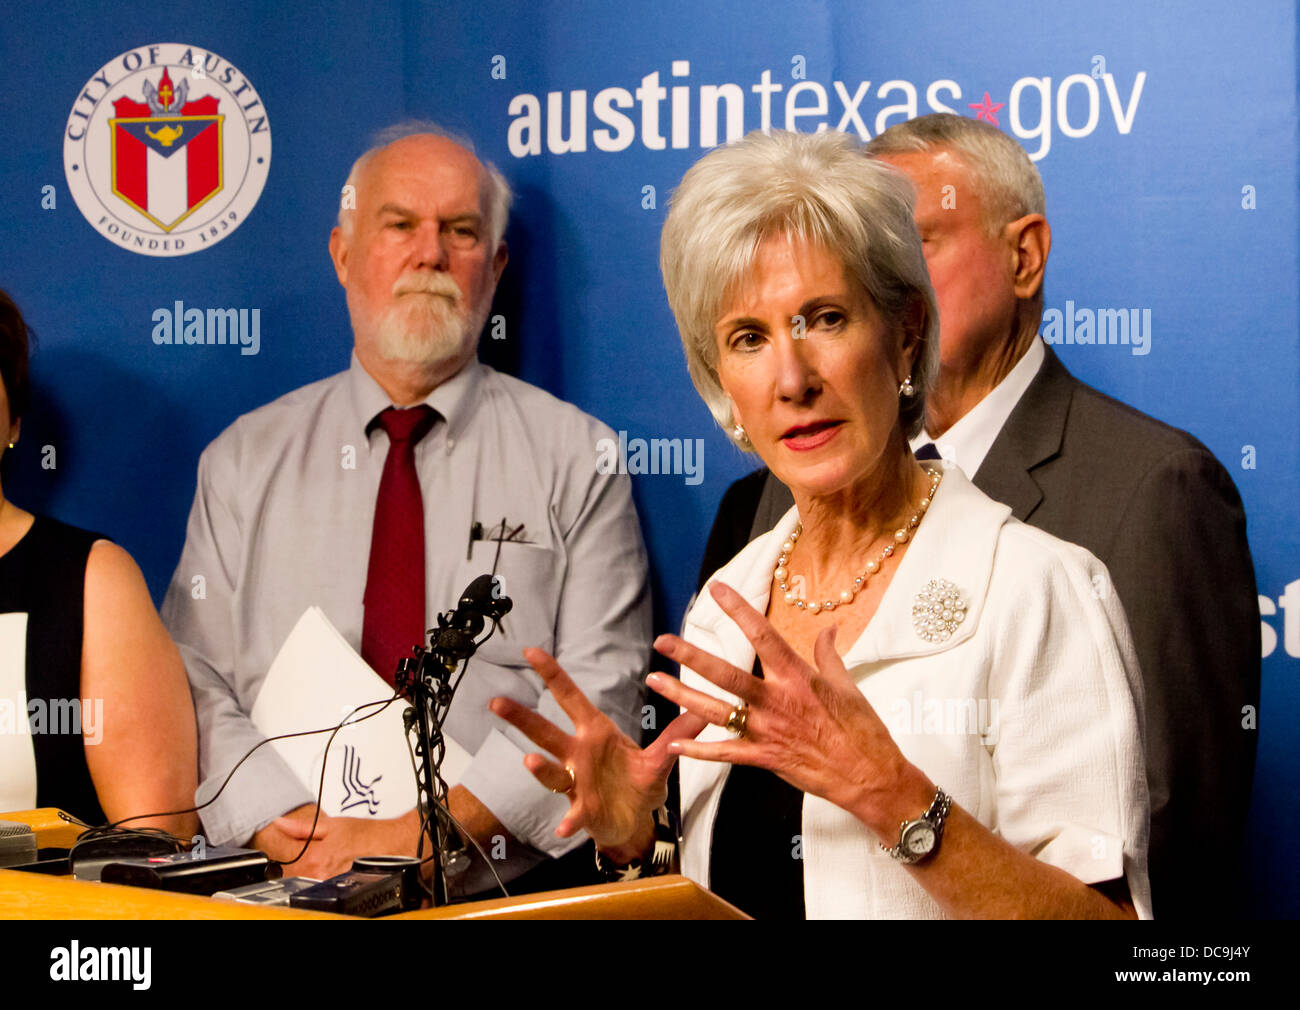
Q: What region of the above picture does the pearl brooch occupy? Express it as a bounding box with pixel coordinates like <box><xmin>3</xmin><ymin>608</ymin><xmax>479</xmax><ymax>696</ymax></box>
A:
<box><xmin>912</xmin><ymin>578</ymin><xmax>967</xmax><ymax>642</ymax></box>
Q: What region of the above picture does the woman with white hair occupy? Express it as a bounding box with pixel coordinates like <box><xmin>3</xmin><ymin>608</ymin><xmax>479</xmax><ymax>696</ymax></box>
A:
<box><xmin>491</xmin><ymin>129</ymin><xmax>1150</xmax><ymax>919</ymax></box>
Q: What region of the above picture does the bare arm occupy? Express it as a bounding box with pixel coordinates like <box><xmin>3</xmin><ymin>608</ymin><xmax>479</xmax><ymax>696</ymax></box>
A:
<box><xmin>81</xmin><ymin>540</ymin><xmax>199</xmax><ymax>838</ymax></box>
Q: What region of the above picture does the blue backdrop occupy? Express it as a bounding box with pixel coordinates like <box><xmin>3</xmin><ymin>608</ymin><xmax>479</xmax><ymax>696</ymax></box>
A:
<box><xmin>1</xmin><ymin>1</ymin><xmax>1296</xmax><ymax>916</ymax></box>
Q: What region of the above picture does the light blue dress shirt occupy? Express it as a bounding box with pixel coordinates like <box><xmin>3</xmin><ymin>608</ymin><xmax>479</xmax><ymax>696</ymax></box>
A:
<box><xmin>161</xmin><ymin>353</ymin><xmax>651</xmax><ymax>887</ymax></box>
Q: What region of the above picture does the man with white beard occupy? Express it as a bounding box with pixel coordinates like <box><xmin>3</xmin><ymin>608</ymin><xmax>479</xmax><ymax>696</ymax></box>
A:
<box><xmin>162</xmin><ymin>125</ymin><xmax>651</xmax><ymax>898</ymax></box>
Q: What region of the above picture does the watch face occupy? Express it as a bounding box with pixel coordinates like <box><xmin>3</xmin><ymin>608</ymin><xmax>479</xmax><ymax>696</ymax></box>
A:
<box><xmin>902</xmin><ymin>822</ymin><xmax>936</xmax><ymax>857</ymax></box>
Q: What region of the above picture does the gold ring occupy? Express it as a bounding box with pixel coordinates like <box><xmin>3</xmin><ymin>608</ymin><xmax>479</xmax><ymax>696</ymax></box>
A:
<box><xmin>725</xmin><ymin>702</ymin><xmax>749</xmax><ymax>739</ymax></box>
<box><xmin>550</xmin><ymin>765</ymin><xmax>576</xmax><ymax>795</ymax></box>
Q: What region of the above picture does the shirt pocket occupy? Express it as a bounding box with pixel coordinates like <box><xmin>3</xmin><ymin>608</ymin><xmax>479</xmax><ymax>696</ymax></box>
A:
<box><xmin>454</xmin><ymin>540</ymin><xmax>560</xmax><ymax>666</ymax></box>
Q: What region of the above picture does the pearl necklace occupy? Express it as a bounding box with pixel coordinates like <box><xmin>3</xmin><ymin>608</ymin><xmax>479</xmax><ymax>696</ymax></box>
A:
<box><xmin>775</xmin><ymin>467</ymin><xmax>942</xmax><ymax>614</ymax></box>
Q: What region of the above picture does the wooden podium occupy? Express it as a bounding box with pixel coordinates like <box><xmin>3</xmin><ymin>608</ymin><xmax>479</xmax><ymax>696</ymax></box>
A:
<box><xmin>0</xmin><ymin>809</ymin><xmax>748</xmax><ymax>920</ymax></box>
<box><xmin>0</xmin><ymin>869</ymin><xmax>747</xmax><ymax>920</ymax></box>
<box><xmin>394</xmin><ymin>874</ymin><xmax>748</xmax><ymax>920</ymax></box>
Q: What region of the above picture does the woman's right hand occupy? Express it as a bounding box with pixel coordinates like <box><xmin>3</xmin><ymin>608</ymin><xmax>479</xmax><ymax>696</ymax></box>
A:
<box><xmin>489</xmin><ymin>647</ymin><xmax>707</xmax><ymax>857</ymax></box>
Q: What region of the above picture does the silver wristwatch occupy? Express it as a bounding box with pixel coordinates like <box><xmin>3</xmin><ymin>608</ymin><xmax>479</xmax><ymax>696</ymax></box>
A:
<box><xmin>882</xmin><ymin>788</ymin><xmax>952</xmax><ymax>865</ymax></box>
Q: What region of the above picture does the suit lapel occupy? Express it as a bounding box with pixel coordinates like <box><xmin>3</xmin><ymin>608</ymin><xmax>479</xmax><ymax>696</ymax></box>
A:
<box><xmin>972</xmin><ymin>344</ymin><xmax>1075</xmax><ymax>522</ymax></box>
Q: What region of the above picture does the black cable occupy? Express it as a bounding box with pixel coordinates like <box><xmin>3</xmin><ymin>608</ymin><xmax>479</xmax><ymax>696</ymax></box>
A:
<box><xmin>99</xmin><ymin>693</ymin><xmax>399</xmax><ymax>834</ymax></box>
<box><xmin>273</xmin><ymin>693</ymin><xmax>404</xmax><ymax>868</ymax></box>
<box><xmin>70</xmin><ymin>694</ymin><xmax>400</xmax><ymax>878</ymax></box>
<box><xmin>68</xmin><ymin>825</ymin><xmax>187</xmax><ymax>866</ymax></box>
<box><xmin>88</xmin><ymin>574</ymin><xmax>514</xmax><ymax>900</ymax></box>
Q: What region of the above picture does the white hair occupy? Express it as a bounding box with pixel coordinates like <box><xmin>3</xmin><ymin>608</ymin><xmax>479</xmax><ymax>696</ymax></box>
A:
<box><xmin>337</xmin><ymin>120</ymin><xmax>513</xmax><ymax>248</ymax></box>
<box><xmin>659</xmin><ymin>128</ymin><xmax>938</xmax><ymax>444</ymax></box>
<box><xmin>865</xmin><ymin>113</ymin><xmax>1045</xmax><ymax>233</ymax></box>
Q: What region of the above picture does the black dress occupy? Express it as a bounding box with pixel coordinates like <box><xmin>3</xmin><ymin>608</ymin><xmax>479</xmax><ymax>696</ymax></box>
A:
<box><xmin>0</xmin><ymin>514</ymin><xmax>108</xmax><ymax>825</ymax></box>
<box><xmin>707</xmin><ymin>659</ymin><xmax>806</xmax><ymax>920</ymax></box>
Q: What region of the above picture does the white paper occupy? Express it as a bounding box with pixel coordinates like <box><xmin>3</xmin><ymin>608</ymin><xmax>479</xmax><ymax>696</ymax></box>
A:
<box><xmin>251</xmin><ymin>606</ymin><xmax>472</xmax><ymax>819</ymax></box>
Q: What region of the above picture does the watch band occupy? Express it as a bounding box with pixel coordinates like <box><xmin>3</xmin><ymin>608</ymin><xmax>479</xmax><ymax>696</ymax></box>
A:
<box><xmin>593</xmin><ymin>805</ymin><xmax>679</xmax><ymax>882</ymax></box>
<box><xmin>882</xmin><ymin>787</ymin><xmax>951</xmax><ymax>865</ymax></box>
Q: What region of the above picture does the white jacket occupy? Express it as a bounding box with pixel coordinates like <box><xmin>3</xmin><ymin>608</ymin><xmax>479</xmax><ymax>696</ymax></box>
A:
<box><xmin>680</xmin><ymin>463</ymin><xmax>1152</xmax><ymax>918</ymax></box>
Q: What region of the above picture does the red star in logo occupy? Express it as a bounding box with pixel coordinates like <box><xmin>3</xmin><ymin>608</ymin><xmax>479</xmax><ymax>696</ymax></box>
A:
<box><xmin>968</xmin><ymin>92</ymin><xmax>1005</xmax><ymax>126</ymax></box>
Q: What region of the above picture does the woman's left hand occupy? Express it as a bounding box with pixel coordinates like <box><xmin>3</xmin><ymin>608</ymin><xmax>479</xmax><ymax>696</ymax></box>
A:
<box><xmin>650</xmin><ymin>581</ymin><xmax>929</xmax><ymax>833</ymax></box>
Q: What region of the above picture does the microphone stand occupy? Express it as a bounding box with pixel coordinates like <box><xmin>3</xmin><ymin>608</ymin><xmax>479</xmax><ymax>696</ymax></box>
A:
<box><xmin>395</xmin><ymin>578</ymin><xmax>509</xmax><ymax>908</ymax></box>
<box><xmin>397</xmin><ymin>652</ymin><xmax>455</xmax><ymax>908</ymax></box>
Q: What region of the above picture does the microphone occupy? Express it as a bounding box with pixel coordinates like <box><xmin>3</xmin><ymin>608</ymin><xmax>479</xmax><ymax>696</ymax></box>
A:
<box><xmin>427</xmin><ymin>575</ymin><xmax>514</xmax><ymax>662</ymax></box>
<box><xmin>459</xmin><ymin>573</ymin><xmax>513</xmax><ymax>621</ymax></box>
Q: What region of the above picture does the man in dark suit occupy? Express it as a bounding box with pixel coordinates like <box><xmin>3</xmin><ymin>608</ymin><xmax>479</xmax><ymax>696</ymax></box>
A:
<box><xmin>696</xmin><ymin>114</ymin><xmax>1259</xmax><ymax>920</ymax></box>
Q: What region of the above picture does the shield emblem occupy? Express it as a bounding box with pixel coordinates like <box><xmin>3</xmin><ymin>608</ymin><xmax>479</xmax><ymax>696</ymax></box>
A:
<box><xmin>110</xmin><ymin>113</ymin><xmax>224</xmax><ymax>231</ymax></box>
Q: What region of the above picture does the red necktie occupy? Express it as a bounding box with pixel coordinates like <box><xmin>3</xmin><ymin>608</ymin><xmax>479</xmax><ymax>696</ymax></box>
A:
<box><xmin>362</xmin><ymin>405</ymin><xmax>437</xmax><ymax>684</ymax></box>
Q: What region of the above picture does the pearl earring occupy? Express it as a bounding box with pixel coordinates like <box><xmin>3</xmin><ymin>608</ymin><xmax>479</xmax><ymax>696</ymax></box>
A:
<box><xmin>899</xmin><ymin>376</ymin><xmax>915</xmax><ymax>398</ymax></box>
<box><xmin>732</xmin><ymin>424</ymin><xmax>746</xmax><ymax>441</ymax></box>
